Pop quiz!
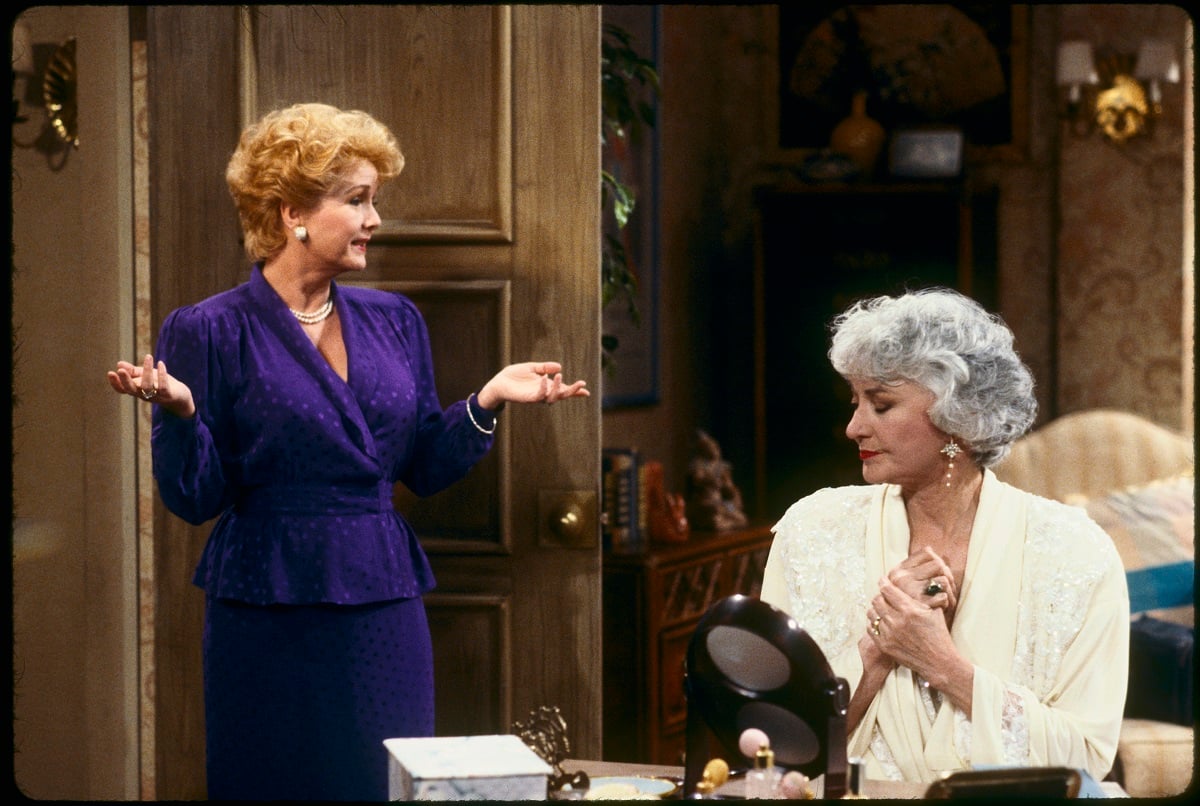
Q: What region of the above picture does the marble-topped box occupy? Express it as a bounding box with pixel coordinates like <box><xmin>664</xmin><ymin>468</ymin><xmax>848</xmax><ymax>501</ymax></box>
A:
<box><xmin>384</xmin><ymin>734</ymin><xmax>552</xmax><ymax>800</ymax></box>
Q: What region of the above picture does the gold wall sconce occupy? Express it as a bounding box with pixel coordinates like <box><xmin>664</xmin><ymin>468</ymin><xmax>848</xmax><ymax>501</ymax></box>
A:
<box><xmin>1056</xmin><ymin>39</ymin><xmax>1180</xmax><ymax>144</ymax></box>
<box><xmin>12</xmin><ymin>20</ymin><xmax>78</xmax><ymax>161</ymax></box>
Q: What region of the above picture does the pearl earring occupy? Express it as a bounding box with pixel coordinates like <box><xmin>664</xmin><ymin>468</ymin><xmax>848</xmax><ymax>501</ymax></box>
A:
<box><xmin>293</xmin><ymin>225</ymin><xmax>308</xmax><ymax>242</ymax></box>
<box><xmin>940</xmin><ymin>438</ymin><xmax>962</xmax><ymax>487</ymax></box>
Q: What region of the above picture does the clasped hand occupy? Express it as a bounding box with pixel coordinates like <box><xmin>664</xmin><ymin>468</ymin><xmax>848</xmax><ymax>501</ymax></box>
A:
<box><xmin>864</xmin><ymin>547</ymin><xmax>960</xmax><ymax>688</ymax></box>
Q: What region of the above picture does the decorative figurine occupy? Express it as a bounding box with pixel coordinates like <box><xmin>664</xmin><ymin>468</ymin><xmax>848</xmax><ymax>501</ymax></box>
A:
<box><xmin>685</xmin><ymin>430</ymin><xmax>748</xmax><ymax>531</ymax></box>
<box><xmin>644</xmin><ymin>459</ymin><xmax>690</xmax><ymax>544</ymax></box>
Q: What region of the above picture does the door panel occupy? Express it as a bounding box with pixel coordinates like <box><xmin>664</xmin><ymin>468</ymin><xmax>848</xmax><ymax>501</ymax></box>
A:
<box><xmin>425</xmin><ymin>592</ymin><xmax>512</xmax><ymax>737</ymax></box>
<box><xmin>246</xmin><ymin>4</ymin><xmax>513</xmax><ymax>242</ymax></box>
<box><xmin>146</xmin><ymin>5</ymin><xmax>601</xmax><ymax>797</ymax></box>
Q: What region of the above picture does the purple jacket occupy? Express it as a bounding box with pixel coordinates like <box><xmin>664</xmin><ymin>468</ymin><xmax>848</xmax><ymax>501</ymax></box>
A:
<box><xmin>151</xmin><ymin>265</ymin><xmax>494</xmax><ymax>605</ymax></box>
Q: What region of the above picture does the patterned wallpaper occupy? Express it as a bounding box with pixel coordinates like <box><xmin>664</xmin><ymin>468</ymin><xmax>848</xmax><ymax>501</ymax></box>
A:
<box><xmin>1053</xmin><ymin>5</ymin><xmax>1191</xmax><ymax>432</ymax></box>
<box><xmin>131</xmin><ymin>37</ymin><xmax>158</xmax><ymax>801</ymax></box>
<box><xmin>976</xmin><ymin>4</ymin><xmax>1191</xmax><ymax>435</ymax></box>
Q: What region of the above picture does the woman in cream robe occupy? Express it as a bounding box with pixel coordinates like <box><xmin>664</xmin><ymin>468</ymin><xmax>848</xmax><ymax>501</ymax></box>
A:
<box><xmin>759</xmin><ymin>289</ymin><xmax>1128</xmax><ymax>784</ymax></box>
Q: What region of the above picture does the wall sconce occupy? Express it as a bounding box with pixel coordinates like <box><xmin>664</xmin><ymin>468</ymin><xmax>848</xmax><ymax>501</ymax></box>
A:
<box><xmin>1056</xmin><ymin>39</ymin><xmax>1180</xmax><ymax>145</ymax></box>
<box><xmin>12</xmin><ymin>20</ymin><xmax>79</xmax><ymax>161</ymax></box>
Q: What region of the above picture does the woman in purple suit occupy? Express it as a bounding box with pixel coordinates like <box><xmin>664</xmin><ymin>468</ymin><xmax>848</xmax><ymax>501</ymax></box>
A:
<box><xmin>107</xmin><ymin>103</ymin><xmax>588</xmax><ymax>800</ymax></box>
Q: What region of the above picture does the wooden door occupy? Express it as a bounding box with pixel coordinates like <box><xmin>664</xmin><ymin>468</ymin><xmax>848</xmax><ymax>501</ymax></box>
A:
<box><xmin>145</xmin><ymin>6</ymin><xmax>601</xmax><ymax>798</ymax></box>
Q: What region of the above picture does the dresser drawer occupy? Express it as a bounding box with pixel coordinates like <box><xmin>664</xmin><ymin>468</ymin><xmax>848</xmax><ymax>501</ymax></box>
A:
<box><xmin>656</xmin><ymin>555</ymin><xmax>725</xmax><ymax>631</ymax></box>
<box><xmin>658</xmin><ymin>622</ymin><xmax>693</xmax><ymax>732</ymax></box>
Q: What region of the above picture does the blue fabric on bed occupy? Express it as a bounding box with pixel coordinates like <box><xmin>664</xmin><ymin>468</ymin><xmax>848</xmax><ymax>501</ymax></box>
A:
<box><xmin>1126</xmin><ymin>560</ymin><xmax>1194</xmax><ymax>613</ymax></box>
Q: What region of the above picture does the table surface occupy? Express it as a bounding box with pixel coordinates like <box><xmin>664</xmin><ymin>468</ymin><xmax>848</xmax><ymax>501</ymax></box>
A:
<box><xmin>567</xmin><ymin>758</ymin><xmax>921</xmax><ymax>799</ymax></box>
<box><xmin>566</xmin><ymin>758</ymin><xmax>1128</xmax><ymax>799</ymax></box>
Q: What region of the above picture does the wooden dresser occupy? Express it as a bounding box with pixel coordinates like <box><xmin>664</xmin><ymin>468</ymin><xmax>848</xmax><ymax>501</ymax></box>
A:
<box><xmin>601</xmin><ymin>523</ymin><xmax>775</xmax><ymax>765</ymax></box>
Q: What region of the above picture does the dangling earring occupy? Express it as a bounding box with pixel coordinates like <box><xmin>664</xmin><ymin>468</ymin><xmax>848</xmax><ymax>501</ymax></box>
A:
<box><xmin>940</xmin><ymin>438</ymin><xmax>962</xmax><ymax>487</ymax></box>
<box><xmin>293</xmin><ymin>225</ymin><xmax>308</xmax><ymax>242</ymax></box>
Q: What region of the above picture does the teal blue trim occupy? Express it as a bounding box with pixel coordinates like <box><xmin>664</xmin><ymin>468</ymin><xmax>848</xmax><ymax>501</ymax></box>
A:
<box><xmin>1127</xmin><ymin>561</ymin><xmax>1195</xmax><ymax>613</ymax></box>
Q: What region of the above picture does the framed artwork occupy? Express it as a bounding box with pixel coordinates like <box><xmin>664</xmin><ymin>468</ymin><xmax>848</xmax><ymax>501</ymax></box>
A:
<box><xmin>778</xmin><ymin>4</ymin><xmax>1028</xmax><ymax>157</ymax></box>
<box><xmin>888</xmin><ymin>128</ymin><xmax>964</xmax><ymax>178</ymax></box>
<box><xmin>602</xmin><ymin>5</ymin><xmax>661</xmax><ymax>408</ymax></box>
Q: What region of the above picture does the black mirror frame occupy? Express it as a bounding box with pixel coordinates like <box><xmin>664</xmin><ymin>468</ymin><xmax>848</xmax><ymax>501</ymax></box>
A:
<box><xmin>682</xmin><ymin>595</ymin><xmax>850</xmax><ymax>798</ymax></box>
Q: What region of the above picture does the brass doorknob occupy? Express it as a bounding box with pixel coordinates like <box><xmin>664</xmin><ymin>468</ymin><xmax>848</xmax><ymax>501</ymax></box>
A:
<box><xmin>538</xmin><ymin>491</ymin><xmax>597</xmax><ymax>549</ymax></box>
<box><xmin>550</xmin><ymin>501</ymin><xmax>585</xmax><ymax>543</ymax></box>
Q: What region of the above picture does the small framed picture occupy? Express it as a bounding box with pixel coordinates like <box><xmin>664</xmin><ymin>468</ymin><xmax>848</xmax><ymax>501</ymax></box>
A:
<box><xmin>888</xmin><ymin>128</ymin><xmax>964</xmax><ymax>178</ymax></box>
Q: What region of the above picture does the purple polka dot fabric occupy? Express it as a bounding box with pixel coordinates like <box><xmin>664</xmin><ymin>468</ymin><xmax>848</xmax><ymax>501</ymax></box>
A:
<box><xmin>203</xmin><ymin>595</ymin><xmax>433</xmax><ymax>800</ymax></box>
<box><xmin>150</xmin><ymin>264</ymin><xmax>497</xmax><ymax>798</ymax></box>
<box><xmin>151</xmin><ymin>264</ymin><xmax>495</xmax><ymax>605</ymax></box>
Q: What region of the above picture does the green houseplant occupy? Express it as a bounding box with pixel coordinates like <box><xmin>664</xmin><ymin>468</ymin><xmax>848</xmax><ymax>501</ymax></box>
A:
<box><xmin>601</xmin><ymin>22</ymin><xmax>659</xmax><ymax>370</ymax></box>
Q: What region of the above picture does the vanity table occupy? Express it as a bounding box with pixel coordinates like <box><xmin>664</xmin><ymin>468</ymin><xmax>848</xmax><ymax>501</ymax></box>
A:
<box><xmin>568</xmin><ymin>758</ymin><xmax>912</xmax><ymax>798</ymax></box>
<box><xmin>566</xmin><ymin>759</ymin><xmax>1129</xmax><ymax>799</ymax></box>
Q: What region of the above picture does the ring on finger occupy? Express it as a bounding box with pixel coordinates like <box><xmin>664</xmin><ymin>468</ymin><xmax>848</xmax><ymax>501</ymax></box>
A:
<box><xmin>139</xmin><ymin>387</ymin><xmax>158</xmax><ymax>401</ymax></box>
<box><xmin>870</xmin><ymin>616</ymin><xmax>881</xmax><ymax>636</ymax></box>
<box><xmin>924</xmin><ymin>579</ymin><xmax>944</xmax><ymax>596</ymax></box>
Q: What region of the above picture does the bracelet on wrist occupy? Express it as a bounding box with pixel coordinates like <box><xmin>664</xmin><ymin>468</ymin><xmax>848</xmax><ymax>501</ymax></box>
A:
<box><xmin>467</xmin><ymin>393</ymin><xmax>498</xmax><ymax>435</ymax></box>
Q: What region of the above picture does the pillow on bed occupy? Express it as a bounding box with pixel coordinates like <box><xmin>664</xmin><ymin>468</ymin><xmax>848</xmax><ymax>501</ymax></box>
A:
<box><xmin>1069</xmin><ymin>473</ymin><xmax>1196</xmax><ymax>726</ymax></box>
<box><xmin>1066</xmin><ymin>473</ymin><xmax>1194</xmax><ymax>624</ymax></box>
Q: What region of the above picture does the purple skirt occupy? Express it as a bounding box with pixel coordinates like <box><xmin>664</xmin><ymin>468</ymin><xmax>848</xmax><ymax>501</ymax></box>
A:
<box><xmin>203</xmin><ymin>595</ymin><xmax>434</xmax><ymax>801</ymax></box>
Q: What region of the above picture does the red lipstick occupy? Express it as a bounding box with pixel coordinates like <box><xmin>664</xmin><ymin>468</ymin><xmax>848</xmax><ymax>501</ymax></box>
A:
<box><xmin>859</xmin><ymin>450</ymin><xmax>880</xmax><ymax>460</ymax></box>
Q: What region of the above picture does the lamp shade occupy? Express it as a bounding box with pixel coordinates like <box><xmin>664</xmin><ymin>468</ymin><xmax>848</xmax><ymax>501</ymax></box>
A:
<box><xmin>1056</xmin><ymin>41</ymin><xmax>1098</xmax><ymax>86</ymax></box>
<box><xmin>1135</xmin><ymin>40</ymin><xmax>1180</xmax><ymax>83</ymax></box>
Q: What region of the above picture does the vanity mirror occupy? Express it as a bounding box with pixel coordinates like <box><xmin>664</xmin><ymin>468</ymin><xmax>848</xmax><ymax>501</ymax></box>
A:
<box><xmin>682</xmin><ymin>595</ymin><xmax>850</xmax><ymax>798</ymax></box>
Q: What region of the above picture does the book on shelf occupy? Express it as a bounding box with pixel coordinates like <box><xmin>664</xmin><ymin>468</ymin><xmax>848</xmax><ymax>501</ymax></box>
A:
<box><xmin>602</xmin><ymin>447</ymin><xmax>644</xmax><ymax>554</ymax></box>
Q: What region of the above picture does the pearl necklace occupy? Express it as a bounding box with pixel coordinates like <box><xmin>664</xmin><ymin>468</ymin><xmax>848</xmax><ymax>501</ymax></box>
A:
<box><xmin>290</xmin><ymin>297</ymin><xmax>334</xmax><ymax>325</ymax></box>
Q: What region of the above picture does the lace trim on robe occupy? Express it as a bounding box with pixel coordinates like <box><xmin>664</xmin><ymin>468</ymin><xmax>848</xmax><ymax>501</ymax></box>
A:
<box><xmin>869</xmin><ymin>726</ymin><xmax>904</xmax><ymax>780</ymax></box>
<box><xmin>774</xmin><ymin>487</ymin><xmax>875</xmax><ymax>658</ymax></box>
<box><xmin>999</xmin><ymin>688</ymin><xmax>1030</xmax><ymax>764</ymax></box>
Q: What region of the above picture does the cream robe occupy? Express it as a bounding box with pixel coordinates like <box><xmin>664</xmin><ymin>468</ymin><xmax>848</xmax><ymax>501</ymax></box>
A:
<box><xmin>760</xmin><ymin>471</ymin><xmax>1129</xmax><ymax>782</ymax></box>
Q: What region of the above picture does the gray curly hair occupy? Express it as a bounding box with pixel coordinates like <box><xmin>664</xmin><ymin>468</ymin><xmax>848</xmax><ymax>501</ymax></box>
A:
<box><xmin>828</xmin><ymin>287</ymin><xmax>1037</xmax><ymax>467</ymax></box>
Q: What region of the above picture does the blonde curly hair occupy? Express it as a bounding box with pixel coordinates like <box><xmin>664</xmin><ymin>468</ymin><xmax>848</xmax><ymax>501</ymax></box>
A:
<box><xmin>225</xmin><ymin>103</ymin><xmax>405</xmax><ymax>261</ymax></box>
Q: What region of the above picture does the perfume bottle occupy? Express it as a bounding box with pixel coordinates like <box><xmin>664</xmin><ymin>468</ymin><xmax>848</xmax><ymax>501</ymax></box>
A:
<box><xmin>692</xmin><ymin>758</ymin><xmax>729</xmax><ymax>799</ymax></box>
<box><xmin>744</xmin><ymin>742</ymin><xmax>783</xmax><ymax>799</ymax></box>
<box><xmin>842</xmin><ymin>757</ymin><xmax>868</xmax><ymax>799</ymax></box>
